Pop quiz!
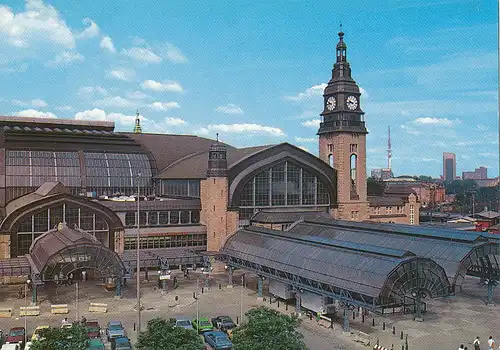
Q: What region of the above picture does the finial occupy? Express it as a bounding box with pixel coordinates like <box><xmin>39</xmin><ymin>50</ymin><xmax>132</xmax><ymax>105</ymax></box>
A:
<box><xmin>136</xmin><ymin>109</ymin><xmax>139</xmax><ymax>116</ymax></box>
<box><xmin>216</xmin><ymin>133</ymin><xmax>219</xmax><ymax>142</ymax></box>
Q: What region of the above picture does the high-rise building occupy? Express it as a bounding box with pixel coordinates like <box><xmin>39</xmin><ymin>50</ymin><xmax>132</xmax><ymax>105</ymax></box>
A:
<box><xmin>443</xmin><ymin>152</ymin><xmax>456</xmax><ymax>181</ymax></box>
<box><xmin>462</xmin><ymin>166</ymin><xmax>488</xmax><ymax>180</ymax></box>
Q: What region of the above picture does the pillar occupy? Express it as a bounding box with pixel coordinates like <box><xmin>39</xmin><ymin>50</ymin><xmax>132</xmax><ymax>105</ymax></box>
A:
<box><xmin>257</xmin><ymin>276</ymin><xmax>263</xmax><ymax>299</ymax></box>
<box><xmin>115</xmin><ymin>276</ymin><xmax>122</xmax><ymax>299</ymax></box>
<box><xmin>31</xmin><ymin>284</ymin><xmax>37</xmax><ymax>305</ymax></box>
<box><xmin>295</xmin><ymin>292</ymin><xmax>301</xmax><ymax>316</ymax></box>
<box><xmin>343</xmin><ymin>308</ymin><xmax>350</xmax><ymax>332</ymax></box>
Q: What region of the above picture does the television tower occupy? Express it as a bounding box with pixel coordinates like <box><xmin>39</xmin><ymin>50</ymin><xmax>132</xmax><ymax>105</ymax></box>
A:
<box><xmin>387</xmin><ymin>126</ymin><xmax>392</xmax><ymax>170</ymax></box>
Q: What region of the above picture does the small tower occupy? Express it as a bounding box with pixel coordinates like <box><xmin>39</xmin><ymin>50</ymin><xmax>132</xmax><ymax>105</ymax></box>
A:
<box><xmin>200</xmin><ymin>134</ymin><xmax>238</xmax><ymax>258</ymax></box>
<box><xmin>318</xmin><ymin>30</ymin><xmax>369</xmax><ymax>221</ymax></box>
<box><xmin>133</xmin><ymin>110</ymin><xmax>142</xmax><ymax>133</ymax></box>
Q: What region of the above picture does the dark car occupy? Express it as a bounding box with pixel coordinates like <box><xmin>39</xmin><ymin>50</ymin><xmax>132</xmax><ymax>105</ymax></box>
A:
<box><xmin>211</xmin><ymin>316</ymin><xmax>236</xmax><ymax>331</ymax></box>
<box><xmin>203</xmin><ymin>331</ymin><xmax>232</xmax><ymax>350</ymax></box>
<box><xmin>111</xmin><ymin>337</ymin><xmax>133</xmax><ymax>350</ymax></box>
<box><xmin>85</xmin><ymin>321</ymin><xmax>101</xmax><ymax>339</ymax></box>
<box><xmin>5</xmin><ymin>327</ymin><xmax>25</xmax><ymax>346</ymax></box>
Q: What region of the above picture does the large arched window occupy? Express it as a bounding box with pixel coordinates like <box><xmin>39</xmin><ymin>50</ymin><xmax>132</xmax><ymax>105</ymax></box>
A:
<box><xmin>15</xmin><ymin>204</ymin><xmax>110</xmax><ymax>256</ymax></box>
<box><xmin>237</xmin><ymin>161</ymin><xmax>330</xmax><ymax>220</ymax></box>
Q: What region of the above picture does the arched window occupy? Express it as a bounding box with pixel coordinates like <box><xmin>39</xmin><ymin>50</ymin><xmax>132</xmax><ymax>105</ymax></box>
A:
<box><xmin>350</xmin><ymin>154</ymin><xmax>358</xmax><ymax>198</ymax></box>
<box><xmin>328</xmin><ymin>154</ymin><xmax>334</xmax><ymax>167</ymax></box>
<box><xmin>237</xmin><ymin>161</ymin><xmax>330</xmax><ymax>220</ymax></box>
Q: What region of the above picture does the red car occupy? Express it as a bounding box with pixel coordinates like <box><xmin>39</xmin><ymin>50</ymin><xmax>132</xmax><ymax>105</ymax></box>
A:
<box><xmin>85</xmin><ymin>321</ymin><xmax>101</xmax><ymax>338</ymax></box>
<box><xmin>5</xmin><ymin>327</ymin><xmax>25</xmax><ymax>346</ymax></box>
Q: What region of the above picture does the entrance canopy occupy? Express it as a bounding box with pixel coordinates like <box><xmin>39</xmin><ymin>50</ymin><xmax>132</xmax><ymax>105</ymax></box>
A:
<box><xmin>29</xmin><ymin>223</ymin><xmax>125</xmax><ymax>283</ymax></box>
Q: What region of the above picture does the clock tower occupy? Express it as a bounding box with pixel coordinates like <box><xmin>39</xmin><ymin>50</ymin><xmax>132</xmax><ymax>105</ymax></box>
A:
<box><xmin>318</xmin><ymin>31</ymin><xmax>369</xmax><ymax>221</ymax></box>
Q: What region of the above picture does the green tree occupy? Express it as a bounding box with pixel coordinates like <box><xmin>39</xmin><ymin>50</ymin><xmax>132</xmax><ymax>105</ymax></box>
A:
<box><xmin>415</xmin><ymin>175</ymin><xmax>433</xmax><ymax>182</ymax></box>
<box><xmin>30</xmin><ymin>323</ymin><xmax>88</xmax><ymax>350</ymax></box>
<box><xmin>136</xmin><ymin>318</ymin><xmax>205</xmax><ymax>350</ymax></box>
<box><xmin>232</xmin><ymin>306</ymin><xmax>307</xmax><ymax>350</ymax></box>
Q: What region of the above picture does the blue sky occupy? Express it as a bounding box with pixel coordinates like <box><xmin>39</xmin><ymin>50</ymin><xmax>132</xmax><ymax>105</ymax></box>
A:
<box><xmin>0</xmin><ymin>0</ymin><xmax>497</xmax><ymax>178</ymax></box>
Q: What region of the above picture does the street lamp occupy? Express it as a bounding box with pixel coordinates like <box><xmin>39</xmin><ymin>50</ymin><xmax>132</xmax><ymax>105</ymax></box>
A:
<box><xmin>25</xmin><ymin>278</ymin><xmax>31</xmax><ymax>345</ymax></box>
<box><xmin>240</xmin><ymin>275</ymin><xmax>244</xmax><ymax>325</ymax></box>
<box><xmin>136</xmin><ymin>173</ymin><xmax>142</xmax><ymax>334</ymax></box>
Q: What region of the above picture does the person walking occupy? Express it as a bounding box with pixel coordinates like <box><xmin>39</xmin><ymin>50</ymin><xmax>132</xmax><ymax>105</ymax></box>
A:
<box><xmin>62</xmin><ymin>317</ymin><xmax>69</xmax><ymax>326</ymax></box>
<box><xmin>81</xmin><ymin>270</ymin><xmax>86</xmax><ymax>282</ymax></box>
<box><xmin>488</xmin><ymin>336</ymin><xmax>495</xmax><ymax>350</ymax></box>
<box><xmin>459</xmin><ymin>345</ymin><xmax>465</xmax><ymax>350</ymax></box>
<box><xmin>473</xmin><ymin>336</ymin><xmax>480</xmax><ymax>350</ymax></box>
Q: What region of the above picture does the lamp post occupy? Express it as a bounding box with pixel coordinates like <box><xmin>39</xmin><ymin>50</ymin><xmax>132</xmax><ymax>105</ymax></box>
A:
<box><xmin>240</xmin><ymin>275</ymin><xmax>244</xmax><ymax>325</ymax></box>
<box><xmin>25</xmin><ymin>278</ymin><xmax>31</xmax><ymax>345</ymax></box>
<box><xmin>196</xmin><ymin>277</ymin><xmax>200</xmax><ymax>325</ymax></box>
<box><xmin>76</xmin><ymin>281</ymin><xmax>79</xmax><ymax>323</ymax></box>
<box><xmin>136</xmin><ymin>173</ymin><xmax>142</xmax><ymax>334</ymax></box>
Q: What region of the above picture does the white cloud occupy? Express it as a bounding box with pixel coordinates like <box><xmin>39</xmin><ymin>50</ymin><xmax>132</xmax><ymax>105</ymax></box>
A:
<box><xmin>74</xmin><ymin>108</ymin><xmax>146</xmax><ymax>125</ymax></box>
<box><xmin>164</xmin><ymin>43</ymin><xmax>187</xmax><ymax>63</ymax></box>
<box><xmin>284</xmin><ymin>83</ymin><xmax>326</xmax><ymax>101</ymax></box>
<box><xmin>127</xmin><ymin>91</ymin><xmax>149</xmax><ymax>100</ymax></box>
<box><xmin>122</xmin><ymin>47</ymin><xmax>161</xmax><ymax>63</ymax></box>
<box><xmin>148</xmin><ymin>102</ymin><xmax>180</xmax><ymax>111</ymax></box>
<box><xmin>93</xmin><ymin>96</ymin><xmax>135</xmax><ymax>108</ymax></box>
<box><xmin>108</xmin><ymin>68</ymin><xmax>135</xmax><ymax>81</ymax></box>
<box><xmin>400</xmin><ymin>124</ymin><xmax>421</xmax><ymax>135</ymax></box>
<box><xmin>164</xmin><ymin>117</ymin><xmax>186</xmax><ymax>126</ymax></box>
<box><xmin>12</xmin><ymin>99</ymin><xmax>47</xmax><ymax>107</ymax></box>
<box><xmin>359</xmin><ymin>87</ymin><xmax>369</xmax><ymax>99</ymax></box>
<box><xmin>298</xmin><ymin>146</ymin><xmax>310</xmax><ymax>153</ymax></box>
<box><xmin>14</xmin><ymin>109</ymin><xmax>56</xmax><ymax>119</ymax></box>
<box><xmin>47</xmin><ymin>51</ymin><xmax>84</xmax><ymax>66</ymax></box>
<box><xmin>302</xmin><ymin>119</ymin><xmax>321</xmax><ymax>128</ymax></box>
<box><xmin>100</xmin><ymin>36</ymin><xmax>116</xmax><ymax>53</ymax></box>
<box><xmin>55</xmin><ymin>105</ymin><xmax>72</xmax><ymax>111</ymax></box>
<box><xmin>215</xmin><ymin>104</ymin><xmax>244</xmax><ymax>115</ymax></box>
<box><xmin>141</xmin><ymin>79</ymin><xmax>183</xmax><ymax>93</ymax></box>
<box><xmin>76</xmin><ymin>18</ymin><xmax>99</xmax><ymax>40</ymax></box>
<box><xmin>78</xmin><ymin>86</ymin><xmax>108</xmax><ymax>98</ymax></box>
<box><xmin>294</xmin><ymin>137</ymin><xmax>316</xmax><ymax>143</ymax></box>
<box><xmin>204</xmin><ymin>123</ymin><xmax>285</xmax><ymax>137</ymax></box>
<box><xmin>413</xmin><ymin>117</ymin><xmax>454</xmax><ymax>126</ymax></box>
<box><xmin>0</xmin><ymin>0</ymin><xmax>75</xmax><ymax>48</ymax></box>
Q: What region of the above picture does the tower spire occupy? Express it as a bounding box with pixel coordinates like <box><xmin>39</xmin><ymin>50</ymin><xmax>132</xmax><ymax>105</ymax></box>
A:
<box><xmin>336</xmin><ymin>28</ymin><xmax>347</xmax><ymax>62</ymax></box>
<box><xmin>387</xmin><ymin>126</ymin><xmax>392</xmax><ymax>170</ymax></box>
<box><xmin>133</xmin><ymin>110</ymin><xmax>142</xmax><ymax>133</ymax></box>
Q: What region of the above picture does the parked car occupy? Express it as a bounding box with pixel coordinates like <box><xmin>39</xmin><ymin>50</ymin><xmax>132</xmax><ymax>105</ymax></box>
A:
<box><xmin>85</xmin><ymin>321</ymin><xmax>101</xmax><ymax>339</ymax></box>
<box><xmin>192</xmin><ymin>317</ymin><xmax>214</xmax><ymax>333</ymax></box>
<box><xmin>211</xmin><ymin>316</ymin><xmax>236</xmax><ymax>331</ymax></box>
<box><xmin>1</xmin><ymin>344</ymin><xmax>20</xmax><ymax>350</ymax></box>
<box><xmin>31</xmin><ymin>325</ymin><xmax>49</xmax><ymax>341</ymax></box>
<box><xmin>87</xmin><ymin>338</ymin><xmax>105</xmax><ymax>350</ymax></box>
<box><xmin>106</xmin><ymin>321</ymin><xmax>125</xmax><ymax>341</ymax></box>
<box><xmin>203</xmin><ymin>331</ymin><xmax>233</xmax><ymax>350</ymax></box>
<box><xmin>5</xmin><ymin>327</ymin><xmax>25</xmax><ymax>347</ymax></box>
<box><xmin>111</xmin><ymin>337</ymin><xmax>133</xmax><ymax>350</ymax></box>
<box><xmin>174</xmin><ymin>316</ymin><xmax>194</xmax><ymax>330</ymax></box>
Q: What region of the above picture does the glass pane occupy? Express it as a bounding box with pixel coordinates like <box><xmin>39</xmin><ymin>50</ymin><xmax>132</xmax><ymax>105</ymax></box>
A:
<box><xmin>254</xmin><ymin>171</ymin><xmax>269</xmax><ymax>206</ymax></box>
<box><xmin>271</xmin><ymin>163</ymin><xmax>286</xmax><ymax>206</ymax></box>
<box><xmin>169</xmin><ymin>211</ymin><xmax>179</xmax><ymax>224</ymax></box>
<box><xmin>286</xmin><ymin>162</ymin><xmax>301</xmax><ymax>205</ymax></box>
<box><xmin>180</xmin><ymin>211</ymin><xmax>190</xmax><ymax>224</ymax></box>
<box><xmin>191</xmin><ymin>210</ymin><xmax>200</xmax><ymax>224</ymax></box>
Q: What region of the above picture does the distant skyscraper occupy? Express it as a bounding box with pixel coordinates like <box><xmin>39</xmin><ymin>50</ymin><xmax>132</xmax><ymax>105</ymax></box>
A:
<box><xmin>443</xmin><ymin>152</ymin><xmax>456</xmax><ymax>181</ymax></box>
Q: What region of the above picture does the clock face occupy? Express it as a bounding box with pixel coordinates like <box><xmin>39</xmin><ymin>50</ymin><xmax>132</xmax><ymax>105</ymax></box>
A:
<box><xmin>326</xmin><ymin>96</ymin><xmax>336</xmax><ymax>111</ymax></box>
<box><xmin>346</xmin><ymin>95</ymin><xmax>358</xmax><ymax>110</ymax></box>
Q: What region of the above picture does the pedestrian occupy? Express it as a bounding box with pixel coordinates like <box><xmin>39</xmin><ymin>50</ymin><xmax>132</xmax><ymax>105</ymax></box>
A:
<box><xmin>488</xmin><ymin>336</ymin><xmax>495</xmax><ymax>350</ymax></box>
<box><xmin>68</xmin><ymin>272</ymin><xmax>73</xmax><ymax>285</ymax></box>
<box><xmin>62</xmin><ymin>317</ymin><xmax>69</xmax><ymax>326</ymax></box>
<box><xmin>81</xmin><ymin>316</ymin><xmax>87</xmax><ymax>325</ymax></box>
<box><xmin>184</xmin><ymin>269</ymin><xmax>188</xmax><ymax>279</ymax></box>
<box><xmin>473</xmin><ymin>336</ymin><xmax>480</xmax><ymax>350</ymax></box>
<box><xmin>82</xmin><ymin>270</ymin><xmax>86</xmax><ymax>282</ymax></box>
<box><xmin>459</xmin><ymin>345</ymin><xmax>464</xmax><ymax>350</ymax></box>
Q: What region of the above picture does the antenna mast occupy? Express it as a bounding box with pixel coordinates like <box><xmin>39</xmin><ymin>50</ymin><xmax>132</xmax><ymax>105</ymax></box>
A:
<box><xmin>387</xmin><ymin>126</ymin><xmax>392</xmax><ymax>170</ymax></box>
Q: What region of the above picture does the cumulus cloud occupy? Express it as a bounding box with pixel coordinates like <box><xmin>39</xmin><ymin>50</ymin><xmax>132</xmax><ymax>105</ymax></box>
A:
<box><xmin>108</xmin><ymin>68</ymin><xmax>135</xmax><ymax>81</ymax></box>
<box><xmin>215</xmin><ymin>104</ymin><xmax>244</xmax><ymax>115</ymax></box>
<box><xmin>284</xmin><ymin>83</ymin><xmax>326</xmax><ymax>101</ymax></box>
<box><xmin>14</xmin><ymin>109</ymin><xmax>56</xmax><ymax>119</ymax></box>
<box><xmin>122</xmin><ymin>47</ymin><xmax>161</xmax><ymax>63</ymax></box>
<box><xmin>148</xmin><ymin>102</ymin><xmax>180</xmax><ymax>111</ymax></box>
<box><xmin>100</xmin><ymin>36</ymin><xmax>116</xmax><ymax>53</ymax></box>
<box><xmin>76</xmin><ymin>18</ymin><xmax>99</xmax><ymax>40</ymax></box>
<box><xmin>400</xmin><ymin>124</ymin><xmax>421</xmax><ymax>135</ymax></box>
<box><xmin>141</xmin><ymin>79</ymin><xmax>183</xmax><ymax>92</ymax></box>
<box><xmin>204</xmin><ymin>123</ymin><xmax>285</xmax><ymax>137</ymax></box>
<box><xmin>294</xmin><ymin>137</ymin><xmax>316</xmax><ymax>143</ymax></box>
<box><xmin>0</xmin><ymin>0</ymin><xmax>75</xmax><ymax>48</ymax></box>
<box><xmin>163</xmin><ymin>43</ymin><xmax>187</xmax><ymax>63</ymax></box>
<box><xmin>46</xmin><ymin>51</ymin><xmax>84</xmax><ymax>66</ymax></box>
<box><xmin>164</xmin><ymin>117</ymin><xmax>186</xmax><ymax>126</ymax></box>
<box><xmin>127</xmin><ymin>91</ymin><xmax>149</xmax><ymax>100</ymax></box>
<box><xmin>78</xmin><ymin>86</ymin><xmax>108</xmax><ymax>98</ymax></box>
<box><xmin>93</xmin><ymin>96</ymin><xmax>135</xmax><ymax>108</ymax></box>
<box><xmin>413</xmin><ymin>117</ymin><xmax>455</xmax><ymax>126</ymax></box>
<box><xmin>74</xmin><ymin>108</ymin><xmax>146</xmax><ymax>125</ymax></box>
<box><xmin>12</xmin><ymin>99</ymin><xmax>47</xmax><ymax>107</ymax></box>
<box><xmin>302</xmin><ymin>119</ymin><xmax>321</xmax><ymax>128</ymax></box>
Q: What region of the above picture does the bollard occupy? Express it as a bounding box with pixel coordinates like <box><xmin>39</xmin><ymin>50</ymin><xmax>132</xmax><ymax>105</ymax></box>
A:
<box><xmin>372</xmin><ymin>318</ymin><xmax>375</xmax><ymax>326</ymax></box>
<box><xmin>286</xmin><ymin>303</ymin><xmax>288</xmax><ymax>311</ymax></box>
<box><xmin>309</xmin><ymin>313</ymin><xmax>312</xmax><ymax>320</ymax></box>
<box><xmin>353</xmin><ymin>311</ymin><xmax>355</xmax><ymax>320</ymax></box>
<box><xmin>330</xmin><ymin>319</ymin><xmax>333</xmax><ymax>329</ymax></box>
<box><xmin>362</xmin><ymin>314</ymin><xmax>365</xmax><ymax>323</ymax></box>
<box><xmin>175</xmin><ymin>296</ymin><xmax>178</xmax><ymax>301</ymax></box>
<box><xmin>376</xmin><ymin>338</ymin><xmax>379</xmax><ymax>346</ymax></box>
<box><xmin>383</xmin><ymin>322</ymin><xmax>386</xmax><ymax>330</ymax></box>
<box><xmin>277</xmin><ymin>300</ymin><xmax>280</xmax><ymax>308</ymax></box>
<box><xmin>201</xmin><ymin>287</ymin><xmax>204</xmax><ymax>294</ymax></box>
<box><xmin>134</xmin><ymin>323</ymin><xmax>136</xmax><ymax>331</ymax></box>
<box><xmin>400</xmin><ymin>330</ymin><xmax>403</xmax><ymax>340</ymax></box>
<box><xmin>270</xmin><ymin>297</ymin><xmax>272</xmax><ymax>305</ymax></box>
<box><xmin>219</xmin><ymin>284</ymin><xmax>221</xmax><ymax>290</ymax></box>
<box><xmin>401</xmin><ymin>345</ymin><xmax>404</xmax><ymax>350</ymax></box>
<box><xmin>236</xmin><ymin>316</ymin><xmax>239</xmax><ymax>324</ymax></box>
<box><xmin>392</xmin><ymin>326</ymin><xmax>395</xmax><ymax>335</ymax></box>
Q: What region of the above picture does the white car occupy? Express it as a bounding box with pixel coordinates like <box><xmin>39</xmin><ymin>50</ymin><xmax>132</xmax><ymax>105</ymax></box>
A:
<box><xmin>1</xmin><ymin>343</ymin><xmax>21</xmax><ymax>350</ymax></box>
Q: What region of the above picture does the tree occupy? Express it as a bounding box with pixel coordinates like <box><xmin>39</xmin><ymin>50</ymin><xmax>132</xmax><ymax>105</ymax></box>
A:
<box><xmin>30</xmin><ymin>323</ymin><xmax>88</xmax><ymax>350</ymax></box>
<box><xmin>136</xmin><ymin>318</ymin><xmax>205</xmax><ymax>350</ymax></box>
<box><xmin>232</xmin><ymin>306</ymin><xmax>307</xmax><ymax>350</ymax></box>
